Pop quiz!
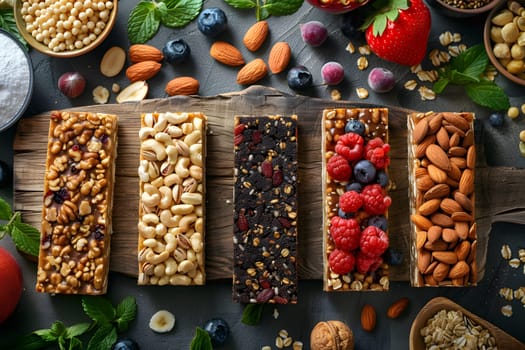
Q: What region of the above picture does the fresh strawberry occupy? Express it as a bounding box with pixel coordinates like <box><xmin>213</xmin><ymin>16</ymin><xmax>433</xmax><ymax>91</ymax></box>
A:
<box><xmin>362</xmin><ymin>0</ymin><xmax>431</xmax><ymax>66</ymax></box>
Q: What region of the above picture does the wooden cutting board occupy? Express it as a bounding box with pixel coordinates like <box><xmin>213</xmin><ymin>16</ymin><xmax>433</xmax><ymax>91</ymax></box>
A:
<box><xmin>13</xmin><ymin>86</ymin><xmax>525</xmax><ymax>282</ymax></box>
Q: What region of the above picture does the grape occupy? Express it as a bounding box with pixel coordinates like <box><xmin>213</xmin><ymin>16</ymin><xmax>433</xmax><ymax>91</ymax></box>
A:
<box><xmin>321</xmin><ymin>61</ymin><xmax>344</xmax><ymax>85</ymax></box>
<box><xmin>58</xmin><ymin>72</ymin><xmax>86</xmax><ymax>98</ymax></box>
<box><xmin>367</xmin><ymin>67</ymin><xmax>395</xmax><ymax>93</ymax></box>
<box><xmin>300</xmin><ymin>21</ymin><xmax>328</xmax><ymax>47</ymax></box>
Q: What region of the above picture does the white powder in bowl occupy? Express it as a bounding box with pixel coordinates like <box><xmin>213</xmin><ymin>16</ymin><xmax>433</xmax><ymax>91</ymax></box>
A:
<box><xmin>0</xmin><ymin>30</ymin><xmax>32</xmax><ymax>131</ymax></box>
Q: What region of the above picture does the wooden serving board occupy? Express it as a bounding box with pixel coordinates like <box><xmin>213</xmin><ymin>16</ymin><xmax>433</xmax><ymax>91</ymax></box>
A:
<box><xmin>13</xmin><ymin>86</ymin><xmax>525</xmax><ymax>281</ymax></box>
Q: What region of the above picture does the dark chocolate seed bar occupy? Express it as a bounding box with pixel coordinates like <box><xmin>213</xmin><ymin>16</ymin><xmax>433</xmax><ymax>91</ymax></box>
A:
<box><xmin>233</xmin><ymin>115</ymin><xmax>298</xmax><ymax>304</ymax></box>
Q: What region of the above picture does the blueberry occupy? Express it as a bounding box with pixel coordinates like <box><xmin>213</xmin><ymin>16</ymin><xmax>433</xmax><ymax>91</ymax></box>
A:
<box><xmin>344</xmin><ymin>119</ymin><xmax>365</xmax><ymax>136</ymax></box>
<box><xmin>341</xmin><ymin>11</ymin><xmax>364</xmax><ymax>39</ymax></box>
<box><xmin>287</xmin><ymin>66</ymin><xmax>313</xmax><ymax>90</ymax></box>
<box><xmin>353</xmin><ymin>160</ymin><xmax>376</xmax><ymax>184</ymax></box>
<box><xmin>384</xmin><ymin>248</ymin><xmax>404</xmax><ymax>266</ymax></box>
<box><xmin>376</xmin><ymin>170</ymin><xmax>389</xmax><ymax>187</ymax></box>
<box><xmin>197</xmin><ymin>7</ymin><xmax>227</xmax><ymax>37</ymax></box>
<box><xmin>346</xmin><ymin>182</ymin><xmax>362</xmax><ymax>193</ymax></box>
<box><xmin>488</xmin><ymin>112</ymin><xmax>504</xmax><ymax>127</ymax></box>
<box><xmin>112</xmin><ymin>338</ymin><xmax>139</xmax><ymax>350</ymax></box>
<box><xmin>368</xmin><ymin>215</ymin><xmax>387</xmax><ymax>231</ymax></box>
<box><xmin>163</xmin><ymin>39</ymin><xmax>191</xmax><ymax>64</ymax></box>
<box><xmin>338</xmin><ymin>207</ymin><xmax>354</xmax><ymax>219</ymax></box>
<box><xmin>0</xmin><ymin>160</ymin><xmax>10</xmax><ymax>188</ymax></box>
<box><xmin>203</xmin><ymin>318</ymin><xmax>230</xmax><ymax>347</ymax></box>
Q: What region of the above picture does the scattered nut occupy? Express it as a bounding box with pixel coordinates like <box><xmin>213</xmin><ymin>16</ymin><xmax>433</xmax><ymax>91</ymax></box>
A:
<box><xmin>92</xmin><ymin>85</ymin><xmax>109</xmax><ymax>104</ymax></box>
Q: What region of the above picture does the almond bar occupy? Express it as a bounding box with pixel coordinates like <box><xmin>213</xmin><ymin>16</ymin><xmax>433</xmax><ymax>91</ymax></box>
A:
<box><xmin>233</xmin><ymin>115</ymin><xmax>298</xmax><ymax>304</ymax></box>
<box><xmin>36</xmin><ymin>111</ymin><xmax>118</xmax><ymax>295</ymax></box>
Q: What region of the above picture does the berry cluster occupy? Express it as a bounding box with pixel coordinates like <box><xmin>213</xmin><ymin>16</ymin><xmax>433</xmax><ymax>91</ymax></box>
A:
<box><xmin>327</xmin><ymin>119</ymin><xmax>392</xmax><ymax>275</ymax></box>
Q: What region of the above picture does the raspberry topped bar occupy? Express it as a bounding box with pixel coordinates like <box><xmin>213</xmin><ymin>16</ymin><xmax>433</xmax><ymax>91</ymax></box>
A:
<box><xmin>36</xmin><ymin>111</ymin><xmax>118</xmax><ymax>295</ymax></box>
<box><xmin>233</xmin><ymin>115</ymin><xmax>298</xmax><ymax>304</ymax></box>
<box><xmin>322</xmin><ymin>108</ymin><xmax>391</xmax><ymax>291</ymax></box>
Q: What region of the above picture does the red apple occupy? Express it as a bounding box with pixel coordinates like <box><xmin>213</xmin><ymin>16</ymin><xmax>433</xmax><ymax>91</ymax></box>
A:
<box><xmin>0</xmin><ymin>247</ymin><xmax>23</xmax><ymax>324</ymax></box>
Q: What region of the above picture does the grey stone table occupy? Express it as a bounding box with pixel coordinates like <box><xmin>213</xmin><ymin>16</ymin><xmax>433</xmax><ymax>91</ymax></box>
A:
<box><xmin>1</xmin><ymin>0</ymin><xmax>525</xmax><ymax>348</ymax></box>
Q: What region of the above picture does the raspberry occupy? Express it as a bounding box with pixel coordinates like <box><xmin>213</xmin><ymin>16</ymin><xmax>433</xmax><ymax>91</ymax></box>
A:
<box><xmin>327</xmin><ymin>154</ymin><xmax>351</xmax><ymax>182</ymax></box>
<box><xmin>329</xmin><ymin>216</ymin><xmax>361</xmax><ymax>251</ymax></box>
<box><xmin>360</xmin><ymin>225</ymin><xmax>389</xmax><ymax>257</ymax></box>
<box><xmin>328</xmin><ymin>249</ymin><xmax>355</xmax><ymax>275</ymax></box>
<box><xmin>361</xmin><ymin>184</ymin><xmax>391</xmax><ymax>215</ymax></box>
<box><xmin>356</xmin><ymin>251</ymin><xmax>383</xmax><ymax>274</ymax></box>
<box><xmin>335</xmin><ymin>132</ymin><xmax>364</xmax><ymax>161</ymax></box>
<box><xmin>338</xmin><ymin>191</ymin><xmax>363</xmax><ymax>213</ymax></box>
<box><xmin>364</xmin><ymin>138</ymin><xmax>390</xmax><ymax>169</ymax></box>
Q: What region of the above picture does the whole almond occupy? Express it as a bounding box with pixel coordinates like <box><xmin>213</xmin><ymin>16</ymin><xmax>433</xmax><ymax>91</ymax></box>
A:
<box><xmin>450</xmin><ymin>157</ymin><xmax>467</xmax><ymax>169</ymax></box>
<box><xmin>442</xmin><ymin>112</ymin><xmax>471</xmax><ymax>131</ymax></box>
<box><xmin>463</xmin><ymin>129</ymin><xmax>474</xmax><ymax>147</ymax></box>
<box><xmin>417</xmin><ymin>249</ymin><xmax>431</xmax><ymax>273</ymax></box>
<box><xmin>268</xmin><ymin>42</ymin><xmax>291</xmax><ymax>74</ymax></box>
<box><xmin>210</xmin><ymin>41</ymin><xmax>245</xmax><ymax>67</ymax></box>
<box><xmin>165</xmin><ymin>77</ymin><xmax>199</xmax><ymax>96</ymax></box>
<box><xmin>243</xmin><ymin>20</ymin><xmax>269</xmax><ymax>52</ymax></box>
<box><xmin>446</xmin><ymin>162</ymin><xmax>462</xmax><ymax>181</ymax></box>
<box><xmin>449</xmin><ymin>132</ymin><xmax>461</xmax><ymax>148</ymax></box>
<box><xmin>455</xmin><ymin>221</ymin><xmax>469</xmax><ymax>240</ymax></box>
<box><xmin>455</xmin><ymin>240</ymin><xmax>471</xmax><ymax>261</ymax></box>
<box><xmin>436</xmin><ymin>127</ymin><xmax>450</xmax><ymax>151</ymax></box>
<box><xmin>444</xmin><ymin>124</ymin><xmax>465</xmax><ymax>137</ymax></box>
<box><xmin>449</xmin><ymin>261</ymin><xmax>470</xmax><ymax>279</ymax></box>
<box><xmin>416</xmin><ymin>231</ymin><xmax>427</xmax><ymax>250</ymax></box>
<box><xmin>237</xmin><ymin>58</ymin><xmax>268</xmax><ymax>85</ymax></box>
<box><xmin>126</xmin><ymin>61</ymin><xmax>162</xmax><ymax>82</ymax></box>
<box><xmin>432</xmin><ymin>262</ymin><xmax>450</xmax><ymax>282</ymax></box>
<box><xmin>427</xmin><ymin>225</ymin><xmax>442</xmax><ymax>243</ymax></box>
<box><xmin>423</xmin><ymin>184</ymin><xmax>450</xmax><ymax>200</ymax></box>
<box><xmin>361</xmin><ymin>304</ymin><xmax>376</xmax><ymax>332</ymax></box>
<box><xmin>129</xmin><ymin>44</ymin><xmax>164</xmax><ymax>63</ymax></box>
<box><xmin>415</xmin><ymin>135</ymin><xmax>437</xmax><ymax>158</ymax></box>
<box><xmin>424</xmin><ymin>274</ymin><xmax>438</xmax><ymax>286</ymax></box>
<box><xmin>387</xmin><ymin>298</ymin><xmax>409</xmax><ymax>319</ymax></box>
<box><xmin>440</xmin><ymin>198</ymin><xmax>462</xmax><ymax>214</ymax></box>
<box><xmin>415</xmin><ymin>167</ymin><xmax>429</xmax><ymax>178</ymax></box>
<box><xmin>430</xmin><ymin>212</ymin><xmax>454</xmax><ymax>227</ymax></box>
<box><xmin>427</xmin><ymin>164</ymin><xmax>447</xmax><ymax>184</ymax></box>
<box><xmin>454</xmin><ymin>192</ymin><xmax>473</xmax><ymax>212</ymax></box>
<box><xmin>424</xmin><ymin>240</ymin><xmax>448</xmax><ymax>251</ymax></box>
<box><xmin>441</xmin><ymin>228</ymin><xmax>458</xmax><ymax>243</ymax></box>
<box><xmin>448</xmin><ymin>146</ymin><xmax>467</xmax><ymax>157</ymax></box>
<box><xmin>413</xmin><ymin>118</ymin><xmax>429</xmax><ymax>144</ymax></box>
<box><xmin>458</xmin><ymin>169</ymin><xmax>474</xmax><ymax>195</ymax></box>
<box><xmin>466</xmin><ymin>145</ymin><xmax>476</xmax><ymax>169</ymax></box>
<box><xmin>416</xmin><ymin>175</ymin><xmax>435</xmax><ymax>192</ymax></box>
<box><xmin>411</xmin><ymin>214</ymin><xmax>433</xmax><ymax>231</ymax></box>
<box><xmin>428</xmin><ymin>113</ymin><xmax>443</xmax><ymax>134</ymax></box>
<box><xmin>424</xmin><ymin>261</ymin><xmax>438</xmax><ymax>274</ymax></box>
<box><xmin>426</xmin><ymin>144</ymin><xmax>451</xmax><ymax>171</ymax></box>
<box><xmin>451</xmin><ymin>211</ymin><xmax>474</xmax><ymax>222</ymax></box>
<box><xmin>418</xmin><ymin>198</ymin><xmax>441</xmax><ymax>216</ymax></box>
<box><xmin>433</xmin><ymin>251</ymin><xmax>458</xmax><ymax>264</ymax></box>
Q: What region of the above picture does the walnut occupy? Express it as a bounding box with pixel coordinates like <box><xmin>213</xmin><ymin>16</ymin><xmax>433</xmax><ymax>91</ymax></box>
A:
<box><xmin>310</xmin><ymin>320</ymin><xmax>354</xmax><ymax>350</ymax></box>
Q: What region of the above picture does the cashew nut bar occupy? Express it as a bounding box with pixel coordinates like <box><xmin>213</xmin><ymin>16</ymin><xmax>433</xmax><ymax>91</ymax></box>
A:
<box><xmin>36</xmin><ymin>111</ymin><xmax>118</xmax><ymax>295</ymax></box>
<box><xmin>137</xmin><ymin>112</ymin><xmax>206</xmax><ymax>286</ymax></box>
<box><xmin>233</xmin><ymin>115</ymin><xmax>298</xmax><ymax>304</ymax></box>
<box><xmin>408</xmin><ymin>112</ymin><xmax>477</xmax><ymax>287</ymax></box>
<box><xmin>322</xmin><ymin>108</ymin><xmax>391</xmax><ymax>292</ymax></box>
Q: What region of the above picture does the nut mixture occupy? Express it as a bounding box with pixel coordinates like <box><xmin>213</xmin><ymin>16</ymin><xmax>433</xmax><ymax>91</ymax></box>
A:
<box><xmin>420</xmin><ymin>309</ymin><xmax>497</xmax><ymax>349</ymax></box>
<box><xmin>408</xmin><ymin>112</ymin><xmax>477</xmax><ymax>287</ymax></box>
<box><xmin>137</xmin><ymin>112</ymin><xmax>207</xmax><ymax>286</ymax></box>
<box><xmin>233</xmin><ymin>115</ymin><xmax>298</xmax><ymax>304</ymax></box>
<box><xmin>36</xmin><ymin>111</ymin><xmax>118</xmax><ymax>295</ymax></box>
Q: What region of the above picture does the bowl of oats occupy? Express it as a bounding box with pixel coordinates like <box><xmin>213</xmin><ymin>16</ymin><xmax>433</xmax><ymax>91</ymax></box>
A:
<box><xmin>0</xmin><ymin>29</ymin><xmax>33</xmax><ymax>133</ymax></box>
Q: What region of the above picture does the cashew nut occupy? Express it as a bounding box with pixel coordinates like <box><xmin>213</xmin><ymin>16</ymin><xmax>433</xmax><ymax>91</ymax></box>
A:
<box><xmin>165</xmin><ymin>112</ymin><xmax>189</xmax><ymax>125</ymax></box>
<box><xmin>146</xmin><ymin>250</ymin><xmax>169</xmax><ymax>264</ymax></box>
<box><xmin>169</xmin><ymin>275</ymin><xmax>191</xmax><ymax>285</ymax></box>
<box><xmin>160</xmin><ymin>209</ymin><xmax>181</xmax><ymax>228</ymax></box>
<box><xmin>138</xmin><ymin>222</ymin><xmax>156</xmax><ymax>239</ymax></box>
<box><xmin>171</xmin><ymin>204</ymin><xmax>194</xmax><ymax>215</ymax></box>
<box><xmin>181</xmin><ymin>192</ymin><xmax>202</xmax><ymax>206</ymax></box>
<box><xmin>142</xmin><ymin>139</ymin><xmax>167</xmax><ymax>161</ymax></box>
<box><xmin>178</xmin><ymin>260</ymin><xmax>196</xmax><ymax>274</ymax></box>
<box><xmin>166</xmin><ymin>125</ymin><xmax>183</xmax><ymax>138</ymax></box>
<box><xmin>158</xmin><ymin>186</ymin><xmax>173</xmax><ymax>209</ymax></box>
<box><xmin>189</xmin><ymin>143</ymin><xmax>202</xmax><ymax>166</ymax></box>
<box><xmin>179</xmin><ymin>213</ymin><xmax>197</xmax><ymax>232</ymax></box>
<box><xmin>184</xmin><ymin>130</ymin><xmax>201</xmax><ymax>147</ymax></box>
<box><xmin>164</xmin><ymin>258</ymin><xmax>178</xmax><ymax>275</ymax></box>
<box><xmin>139</xmin><ymin>127</ymin><xmax>155</xmax><ymax>140</ymax></box>
<box><xmin>166</xmin><ymin>145</ymin><xmax>178</xmax><ymax>164</ymax></box>
<box><xmin>155</xmin><ymin>132</ymin><xmax>173</xmax><ymax>146</ymax></box>
<box><xmin>189</xmin><ymin>165</ymin><xmax>202</xmax><ymax>181</ymax></box>
<box><xmin>153</xmin><ymin>114</ymin><xmax>168</xmax><ymax>132</ymax></box>
<box><xmin>154</xmin><ymin>223</ymin><xmax>167</xmax><ymax>236</ymax></box>
<box><xmin>164</xmin><ymin>173</ymin><xmax>181</xmax><ymax>187</ymax></box>
<box><xmin>164</xmin><ymin>233</ymin><xmax>177</xmax><ymax>252</ymax></box>
<box><xmin>142</xmin><ymin>213</ymin><xmax>160</xmax><ymax>225</ymax></box>
<box><xmin>175</xmin><ymin>157</ymin><xmax>190</xmax><ymax>178</ymax></box>
<box><xmin>142</xmin><ymin>238</ymin><xmax>158</xmax><ymax>248</ymax></box>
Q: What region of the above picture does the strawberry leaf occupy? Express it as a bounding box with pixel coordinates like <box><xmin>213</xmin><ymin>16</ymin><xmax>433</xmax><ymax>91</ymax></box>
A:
<box><xmin>363</xmin><ymin>0</ymin><xmax>408</xmax><ymax>36</ymax></box>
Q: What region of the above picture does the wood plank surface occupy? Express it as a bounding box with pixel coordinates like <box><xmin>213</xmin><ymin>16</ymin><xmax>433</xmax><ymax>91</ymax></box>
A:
<box><xmin>13</xmin><ymin>86</ymin><xmax>525</xmax><ymax>282</ymax></box>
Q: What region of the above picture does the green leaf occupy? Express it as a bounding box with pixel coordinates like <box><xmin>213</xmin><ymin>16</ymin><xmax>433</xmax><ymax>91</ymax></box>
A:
<box><xmin>87</xmin><ymin>325</ymin><xmax>117</xmax><ymax>350</ymax></box>
<box><xmin>68</xmin><ymin>336</ymin><xmax>83</xmax><ymax>350</ymax></box>
<box><xmin>0</xmin><ymin>197</ymin><xmax>11</xmax><ymax>220</ymax></box>
<box><xmin>365</xmin><ymin>0</ymin><xmax>407</xmax><ymax>36</ymax></box>
<box><xmin>0</xmin><ymin>9</ymin><xmax>27</xmax><ymax>48</ymax></box>
<box><xmin>450</xmin><ymin>70</ymin><xmax>479</xmax><ymax>85</ymax></box>
<box><xmin>161</xmin><ymin>0</ymin><xmax>203</xmax><ymax>27</ymax></box>
<box><xmin>34</xmin><ymin>329</ymin><xmax>58</xmax><ymax>343</ymax></box>
<box><xmin>127</xmin><ymin>1</ymin><xmax>161</xmax><ymax>44</ymax></box>
<box><xmin>58</xmin><ymin>336</ymin><xmax>67</xmax><ymax>350</ymax></box>
<box><xmin>10</xmin><ymin>222</ymin><xmax>41</xmax><ymax>256</ymax></box>
<box><xmin>465</xmin><ymin>81</ymin><xmax>511</xmax><ymax>111</ymax></box>
<box><xmin>241</xmin><ymin>304</ymin><xmax>264</xmax><ymax>326</ymax></box>
<box><xmin>10</xmin><ymin>333</ymin><xmax>50</xmax><ymax>350</ymax></box>
<box><xmin>64</xmin><ymin>323</ymin><xmax>91</xmax><ymax>339</ymax></box>
<box><xmin>433</xmin><ymin>77</ymin><xmax>449</xmax><ymax>94</ymax></box>
<box><xmin>82</xmin><ymin>297</ymin><xmax>116</xmax><ymax>325</ymax></box>
<box><xmin>452</xmin><ymin>44</ymin><xmax>486</xmax><ymax>74</ymax></box>
<box><xmin>263</xmin><ymin>0</ymin><xmax>304</xmax><ymax>16</ymax></box>
<box><xmin>223</xmin><ymin>0</ymin><xmax>256</xmax><ymax>9</ymax></box>
<box><xmin>190</xmin><ymin>327</ymin><xmax>213</xmax><ymax>350</ymax></box>
<box><xmin>115</xmin><ymin>296</ymin><xmax>137</xmax><ymax>332</ymax></box>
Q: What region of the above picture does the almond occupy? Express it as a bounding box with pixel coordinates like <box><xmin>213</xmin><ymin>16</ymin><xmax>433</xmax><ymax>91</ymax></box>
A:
<box><xmin>424</xmin><ymin>240</ymin><xmax>448</xmax><ymax>251</ymax></box>
<box><xmin>418</xmin><ymin>198</ymin><xmax>441</xmax><ymax>216</ymax></box>
<box><xmin>440</xmin><ymin>198</ymin><xmax>462</xmax><ymax>214</ymax></box>
<box><xmin>415</xmin><ymin>135</ymin><xmax>436</xmax><ymax>158</ymax></box>
<box><xmin>424</xmin><ymin>274</ymin><xmax>438</xmax><ymax>286</ymax></box>
<box><xmin>100</xmin><ymin>46</ymin><xmax>126</xmax><ymax>77</ymax></box>
<box><xmin>430</xmin><ymin>212</ymin><xmax>454</xmax><ymax>228</ymax></box>
<box><xmin>462</xmin><ymin>129</ymin><xmax>474</xmax><ymax>147</ymax></box>
<box><xmin>449</xmin><ymin>261</ymin><xmax>470</xmax><ymax>279</ymax></box>
<box><xmin>416</xmin><ymin>175</ymin><xmax>435</xmax><ymax>192</ymax></box>
<box><xmin>427</xmin><ymin>113</ymin><xmax>443</xmax><ymax>134</ymax></box>
<box><xmin>466</xmin><ymin>145</ymin><xmax>476</xmax><ymax>169</ymax></box>
<box><xmin>416</xmin><ymin>231</ymin><xmax>427</xmax><ymax>250</ymax></box>
<box><xmin>455</xmin><ymin>240</ymin><xmax>471</xmax><ymax>261</ymax></box>
<box><xmin>448</xmin><ymin>146</ymin><xmax>467</xmax><ymax>157</ymax></box>
<box><xmin>454</xmin><ymin>192</ymin><xmax>473</xmax><ymax>212</ymax></box>
<box><xmin>441</xmin><ymin>228</ymin><xmax>458</xmax><ymax>243</ymax></box>
<box><xmin>361</xmin><ymin>304</ymin><xmax>376</xmax><ymax>332</ymax></box>
<box><xmin>442</xmin><ymin>112</ymin><xmax>471</xmax><ymax>132</ymax></box>
<box><xmin>455</xmin><ymin>221</ymin><xmax>469</xmax><ymax>240</ymax></box>
<box><xmin>411</xmin><ymin>214</ymin><xmax>433</xmax><ymax>231</ymax></box>
<box><xmin>458</xmin><ymin>169</ymin><xmax>474</xmax><ymax>195</ymax></box>
<box><xmin>237</xmin><ymin>58</ymin><xmax>268</xmax><ymax>85</ymax></box>
<box><xmin>425</xmin><ymin>144</ymin><xmax>451</xmax><ymax>171</ymax></box>
<box><xmin>210</xmin><ymin>41</ymin><xmax>245</xmax><ymax>67</ymax></box>
<box><xmin>126</xmin><ymin>61</ymin><xmax>162</xmax><ymax>82</ymax></box>
<box><xmin>129</xmin><ymin>44</ymin><xmax>164</xmax><ymax>63</ymax></box>
<box><xmin>387</xmin><ymin>298</ymin><xmax>409</xmax><ymax>319</ymax></box>
<box><xmin>268</xmin><ymin>42</ymin><xmax>291</xmax><ymax>74</ymax></box>
<box><xmin>436</xmin><ymin>127</ymin><xmax>450</xmax><ymax>151</ymax></box>
<box><xmin>432</xmin><ymin>262</ymin><xmax>450</xmax><ymax>282</ymax></box>
<box><xmin>423</xmin><ymin>184</ymin><xmax>450</xmax><ymax>200</ymax></box>
<box><xmin>415</xmin><ymin>167</ymin><xmax>428</xmax><ymax>178</ymax></box>
<box><xmin>427</xmin><ymin>225</ymin><xmax>442</xmax><ymax>243</ymax></box>
<box><xmin>451</xmin><ymin>211</ymin><xmax>473</xmax><ymax>222</ymax></box>
<box><xmin>413</xmin><ymin>118</ymin><xmax>429</xmax><ymax>144</ymax></box>
<box><xmin>165</xmin><ymin>77</ymin><xmax>199</xmax><ymax>96</ymax></box>
<box><xmin>446</xmin><ymin>162</ymin><xmax>462</xmax><ymax>181</ymax></box>
<box><xmin>444</xmin><ymin>124</ymin><xmax>465</xmax><ymax>137</ymax></box>
<box><xmin>433</xmin><ymin>251</ymin><xmax>458</xmax><ymax>264</ymax></box>
<box><xmin>448</xmin><ymin>132</ymin><xmax>461</xmax><ymax>148</ymax></box>
<box><xmin>427</xmin><ymin>164</ymin><xmax>447</xmax><ymax>184</ymax></box>
<box><xmin>243</xmin><ymin>20</ymin><xmax>269</xmax><ymax>52</ymax></box>
<box><xmin>450</xmin><ymin>157</ymin><xmax>467</xmax><ymax>169</ymax></box>
<box><xmin>417</xmin><ymin>249</ymin><xmax>431</xmax><ymax>273</ymax></box>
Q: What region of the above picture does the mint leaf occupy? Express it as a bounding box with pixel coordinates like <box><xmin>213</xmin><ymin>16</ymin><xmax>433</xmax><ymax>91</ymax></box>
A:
<box><xmin>162</xmin><ymin>0</ymin><xmax>202</xmax><ymax>27</ymax></box>
<box><xmin>223</xmin><ymin>0</ymin><xmax>256</xmax><ymax>9</ymax></box>
<box><xmin>433</xmin><ymin>78</ymin><xmax>449</xmax><ymax>94</ymax></box>
<box><xmin>465</xmin><ymin>81</ymin><xmax>510</xmax><ymax>111</ymax></box>
<box><xmin>50</xmin><ymin>321</ymin><xmax>67</xmax><ymax>338</ymax></box>
<box><xmin>190</xmin><ymin>327</ymin><xmax>213</xmax><ymax>350</ymax></box>
<box><xmin>263</xmin><ymin>0</ymin><xmax>303</xmax><ymax>16</ymax></box>
<box><xmin>10</xmin><ymin>333</ymin><xmax>50</xmax><ymax>350</ymax></box>
<box><xmin>64</xmin><ymin>323</ymin><xmax>91</xmax><ymax>339</ymax></box>
<box><xmin>0</xmin><ymin>9</ymin><xmax>27</xmax><ymax>49</ymax></box>
<box><xmin>87</xmin><ymin>325</ymin><xmax>117</xmax><ymax>350</ymax></box>
<box><xmin>82</xmin><ymin>297</ymin><xmax>116</xmax><ymax>325</ymax></box>
<box><xmin>115</xmin><ymin>296</ymin><xmax>137</xmax><ymax>332</ymax></box>
<box><xmin>453</xmin><ymin>44</ymin><xmax>486</xmax><ymax>74</ymax></box>
<box><xmin>0</xmin><ymin>197</ymin><xmax>11</xmax><ymax>220</ymax></box>
<box><xmin>10</xmin><ymin>222</ymin><xmax>41</xmax><ymax>256</ymax></box>
<box><xmin>450</xmin><ymin>70</ymin><xmax>479</xmax><ymax>85</ymax></box>
<box><xmin>241</xmin><ymin>304</ymin><xmax>264</xmax><ymax>325</ymax></box>
<box><xmin>127</xmin><ymin>1</ymin><xmax>161</xmax><ymax>44</ymax></box>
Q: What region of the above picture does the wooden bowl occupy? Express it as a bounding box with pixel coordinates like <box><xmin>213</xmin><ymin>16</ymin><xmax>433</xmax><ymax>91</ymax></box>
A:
<box><xmin>409</xmin><ymin>297</ymin><xmax>525</xmax><ymax>350</ymax></box>
<box><xmin>13</xmin><ymin>0</ymin><xmax>117</xmax><ymax>58</ymax></box>
<box><xmin>425</xmin><ymin>0</ymin><xmax>503</xmax><ymax>18</ymax></box>
<box><xmin>484</xmin><ymin>0</ymin><xmax>525</xmax><ymax>86</ymax></box>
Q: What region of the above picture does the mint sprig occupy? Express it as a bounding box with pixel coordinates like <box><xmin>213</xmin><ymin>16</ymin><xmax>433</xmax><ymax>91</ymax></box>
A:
<box><xmin>127</xmin><ymin>0</ymin><xmax>203</xmax><ymax>44</ymax></box>
<box><xmin>241</xmin><ymin>303</ymin><xmax>264</xmax><ymax>326</ymax></box>
<box><xmin>190</xmin><ymin>327</ymin><xmax>213</xmax><ymax>350</ymax></box>
<box><xmin>433</xmin><ymin>44</ymin><xmax>510</xmax><ymax>111</ymax></box>
<box><xmin>224</xmin><ymin>0</ymin><xmax>304</xmax><ymax>21</ymax></box>
<box><xmin>33</xmin><ymin>321</ymin><xmax>90</xmax><ymax>350</ymax></box>
<box><xmin>0</xmin><ymin>197</ymin><xmax>40</xmax><ymax>256</ymax></box>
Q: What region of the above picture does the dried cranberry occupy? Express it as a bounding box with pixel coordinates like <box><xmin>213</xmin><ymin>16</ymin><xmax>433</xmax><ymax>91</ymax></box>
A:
<box><xmin>234</xmin><ymin>134</ymin><xmax>244</xmax><ymax>146</ymax></box>
<box><xmin>251</xmin><ymin>131</ymin><xmax>262</xmax><ymax>145</ymax></box>
<box><xmin>256</xmin><ymin>288</ymin><xmax>274</xmax><ymax>303</ymax></box>
<box><xmin>278</xmin><ymin>217</ymin><xmax>291</xmax><ymax>228</ymax></box>
<box><xmin>72</xmin><ymin>144</ymin><xmax>80</xmax><ymax>151</ymax></box>
<box><xmin>261</xmin><ymin>160</ymin><xmax>273</xmax><ymax>178</ymax></box>
<box><xmin>273</xmin><ymin>296</ymin><xmax>288</xmax><ymax>304</ymax></box>
<box><xmin>259</xmin><ymin>279</ymin><xmax>271</xmax><ymax>289</ymax></box>
<box><xmin>237</xmin><ymin>211</ymin><xmax>249</xmax><ymax>231</ymax></box>
<box><xmin>272</xmin><ymin>171</ymin><xmax>283</xmax><ymax>186</ymax></box>
<box><xmin>234</xmin><ymin>123</ymin><xmax>246</xmax><ymax>135</ymax></box>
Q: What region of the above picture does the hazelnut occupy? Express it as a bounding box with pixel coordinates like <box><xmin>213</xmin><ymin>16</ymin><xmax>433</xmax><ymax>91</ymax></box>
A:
<box><xmin>310</xmin><ymin>320</ymin><xmax>354</xmax><ymax>350</ymax></box>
